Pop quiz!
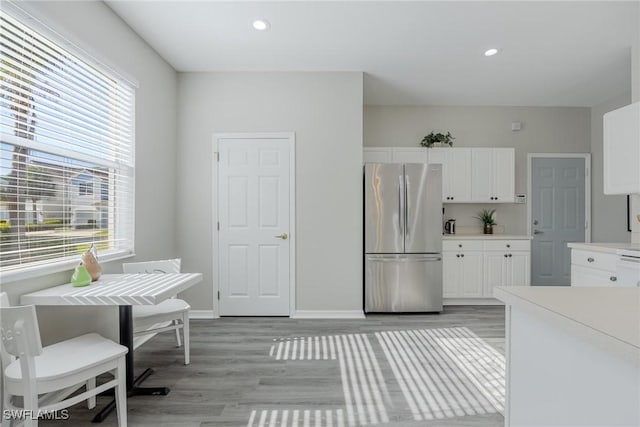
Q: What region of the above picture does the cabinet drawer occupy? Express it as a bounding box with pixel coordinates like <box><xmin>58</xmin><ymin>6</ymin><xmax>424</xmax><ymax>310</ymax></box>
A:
<box><xmin>571</xmin><ymin>265</ymin><xmax>619</xmax><ymax>287</ymax></box>
<box><xmin>483</xmin><ymin>240</ymin><xmax>531</xmax><ymax>252</ymax></box>
<box><xmin>571</xmin><ymin>250</ymin><xmax>618</xmax><ymax>271</ymax></box>
<box><xmin>443</xmin><ymin>240</ymin><xmax>484</xmax><ymax>252</ymax></box>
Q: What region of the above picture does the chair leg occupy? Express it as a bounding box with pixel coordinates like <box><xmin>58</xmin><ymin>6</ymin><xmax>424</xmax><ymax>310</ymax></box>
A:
<box><xmin>174</xmin><ymin>319</ymin><xmax>182</xmax><ymax>348</ymax></box>
<box><xmin>183</xmin><ymin>311</ymin><xmax>190</xmax><ymax>365</ymax></box>
<box><xmin>23</xmin><ymin>376</ymin><xmax>38</xmax><ymax>427</ymax></box>
<box><xmin>87</xmin><ymin>377</ymin><xmax>96</xmax><ymax>409</ymax></box>
<box><xmin>115</xmin><ymin>358</ymin><xmax>127</xmax><ymax>427</ymax></box>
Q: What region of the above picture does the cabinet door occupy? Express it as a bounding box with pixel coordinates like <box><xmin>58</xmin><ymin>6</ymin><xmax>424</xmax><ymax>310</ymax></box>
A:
<box><xmin>363</xmin><ymin>148</ymin><xmax>392</xmax><ymax>163</ymax></box>
<box><xmin>443</xmin><ymin>253</ymin><xmax>460</xmax><ymax>297</ymax></box>
<box><xmin>484</xmin><ymin>253</ymin><xmax>507</xmax><ymax>297</ymax></box>
<box><xmin>603</xmin><ymin>102</ymin><xmax>640</xmax><ymax>195</ymax></box>
<box><xmin>509</xmin><ymin>252</ymin><xmax>530</xmax><ymax>286</ymax></box>
<box><xmin>427</xmin><ymin>148</ymin><xmax>449</xmax><ymax>202</ymax></box>
<box><xmin>571</xmin><ymin>265</ymin><xmax>617</xmax><ymax>287</ymax></box>
<box><xmin>447</xmin><ymin>148</ymin><xmax>472</xmax><ymax>202</ymax></box>
<box><xmin>392</xmin><ymin>148</ymin><xmax>427</xmax><ymax>163</ymax></box>
<box><xmin>471</xmin><ymin>148</ymin><xmax>494</xmax><ymax>202</ymax></box>
<box><xmin>493</xmin><ymin>148</ymin><xmax>515</xmax><ymax>202</ymax></box>
<box><xmin>461</xmin><ymin>253</ymin><xmax>484</xmax><ymax>297</ymax></box>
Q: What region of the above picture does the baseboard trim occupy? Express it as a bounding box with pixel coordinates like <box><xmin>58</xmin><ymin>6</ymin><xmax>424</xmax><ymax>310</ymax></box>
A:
<box><xmin>444</xmin><ymin>298</ymin><xmax>504</xmax><ymax>306</ymax></box>
<box><xmin>291</xmin><ymin>310</ymin><xmax>365</xmax><ymax>319</ymax></box>
<box><xmin>190</xmin><ymin>310</ymin><xmax>217</xmax><ymax>319</ymax></box>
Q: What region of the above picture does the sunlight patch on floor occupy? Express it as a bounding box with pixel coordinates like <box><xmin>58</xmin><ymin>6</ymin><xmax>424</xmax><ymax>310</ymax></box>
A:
<box><xmin>251</xmin><ymin>327</ymin><xmax>504</xmax><ymax>426</ymax></box>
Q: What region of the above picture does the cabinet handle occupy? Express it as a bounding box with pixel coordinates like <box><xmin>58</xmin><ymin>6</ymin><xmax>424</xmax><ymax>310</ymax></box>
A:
<box><xmin>610</xmin><ymin>276</ymin><xmax>617</xmax><ymax>282</ymax></box>
<box><xmin>587</xmin><ymin>257</ymin><xmax>594</xmax><ymax>263</ymax></box>
<box><xmin>506</xmin><ymin>244</ymin><xmax>511</xmax><ymax>248</ymax></box>
<box><xmin>509</xmin><ymin>254</ymin><xmax>512</xmax><ymax>257</ymax></box>
<box><xmin>504</xmin><ymin>254</ymin><xmax>508</xmax><ymax>258</ymax></box>
<box><xmin>460</xmin><ymin>254</ymin><xmax>465</xmax><ymax>258</ymax></box>
<box><xmin>458</xmin><ymin>244</ymin><xmax>462</xmax><ymax>248</ymax></box>
<box><xmin>456</xmin><ymin>254</ymin><xmax>460</xmax><ymax>258</ymax></box>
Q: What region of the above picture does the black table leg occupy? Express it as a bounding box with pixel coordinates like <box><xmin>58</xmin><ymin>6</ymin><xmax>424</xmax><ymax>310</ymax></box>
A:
<box><xmin>92</xmin><ymin>305</ymin><xmax>170</xmax><ymax>423</ymax></box>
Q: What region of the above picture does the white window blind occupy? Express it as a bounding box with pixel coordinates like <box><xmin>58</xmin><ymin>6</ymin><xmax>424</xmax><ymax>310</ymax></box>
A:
<box><xmin>0</xmin><ymin>10</ymin><xmax>135</xmax><ymax>276</ymax></box>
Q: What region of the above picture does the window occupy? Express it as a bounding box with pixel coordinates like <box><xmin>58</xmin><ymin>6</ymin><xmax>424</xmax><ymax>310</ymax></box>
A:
<box><xmin>0</xmin><ymin>9</ymin><xmax>135</xmax><ymax>277</ymax></box>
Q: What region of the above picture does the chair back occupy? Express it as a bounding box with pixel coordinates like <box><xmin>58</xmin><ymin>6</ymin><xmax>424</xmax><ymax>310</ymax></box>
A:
<box><xmin>123</xmin><ymin>258</ymin><xmax>181</xmax><ymax>274</ymax></box>
<box><xmin>0</xmin><ymin>305</ymin><xmax>43</xmax><ymax>358</ymax></box>
<box><xmin>0</xmin><ymin>292</ymin><xmax>14</xmax><ymax>369</ymax></box>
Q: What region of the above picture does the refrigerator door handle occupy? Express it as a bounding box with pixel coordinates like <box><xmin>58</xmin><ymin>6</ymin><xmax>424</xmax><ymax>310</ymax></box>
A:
<box><xmin>366</xmin><ymin>255</ymin><xmax>442</xmax><ymax>262</ymax></box>
<box><xmin>398</xmin><ymin>175</ymin><xmax>405</xmax><ymax>237</ymax></box>
<box><xmin>405</xmin><ymin>173</ymin><xmax>410</xmax><ymax>236</ymax></box>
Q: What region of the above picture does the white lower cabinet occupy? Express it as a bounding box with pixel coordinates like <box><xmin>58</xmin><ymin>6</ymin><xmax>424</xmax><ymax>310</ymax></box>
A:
<box><xmin>443</xmin><ymin>252</ymin><xmax>483</xmax><ymax>298</ymax></box>
<box><xmin>443</xmin><ymin>239</ymin><xmax>531</xmax><ymax>303</ymax></box>
<box><xmin>484</xmin><ymin>252</ymin><xmax>530</xmax><ymax>297</ymax></box>
<box><xmin>570</xmin><ymin>249</ymin><xmax>619</xmax><ymax>286</ymax></box>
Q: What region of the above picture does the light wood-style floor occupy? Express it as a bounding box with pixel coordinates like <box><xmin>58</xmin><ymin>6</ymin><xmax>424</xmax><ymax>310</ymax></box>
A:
<box><xmin>42</xmin><ymin>306</ymin><xmax>505</xmax><ymax>427</ymax></box>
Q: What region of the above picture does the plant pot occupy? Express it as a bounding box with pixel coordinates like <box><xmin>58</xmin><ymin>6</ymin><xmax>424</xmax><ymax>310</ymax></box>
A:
<box><xmin>483</xmin><ymin>224</ymin><xmax>494</xmax><ymax>234</ymax></box>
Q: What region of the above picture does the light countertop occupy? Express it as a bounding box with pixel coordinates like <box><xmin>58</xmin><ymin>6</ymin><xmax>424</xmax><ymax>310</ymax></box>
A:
<box><xmin>443</xmin><ymin>234</ymin><xmax>531</xmax><ymax>240</ymax></box>
<box><xmin>495</xmin><ymin>286</ymin><xmax>640</xmax><ymax>363</ymax></box>
<box><xmin>567</xmin><ymin>242</ymin><xmax>640</xmax><ymax>254</ymax></box>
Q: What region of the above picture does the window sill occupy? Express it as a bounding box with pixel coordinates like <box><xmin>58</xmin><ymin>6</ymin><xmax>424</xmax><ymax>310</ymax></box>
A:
<box><xmin>0</xmin><ymin>250</ymin><xmax>136</xmax><ymax>285</ymax></box>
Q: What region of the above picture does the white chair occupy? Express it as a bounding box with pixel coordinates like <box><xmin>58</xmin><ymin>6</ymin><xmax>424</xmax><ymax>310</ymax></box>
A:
<box><xmin>0</xmin><ymin>296</ymin><xmax>128</xmax><ymax>427</ymax></box>
<box><xmin>123</xmin><ymin>259</ymin><xmax>191</xmax><ymax>365</ymax></box>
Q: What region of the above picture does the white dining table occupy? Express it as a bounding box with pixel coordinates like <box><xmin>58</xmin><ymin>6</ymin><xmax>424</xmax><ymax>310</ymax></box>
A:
<box><xmin>20</xmin><ymin>272</ymin><xmax>203</xmax><ymax>422</ymax></box>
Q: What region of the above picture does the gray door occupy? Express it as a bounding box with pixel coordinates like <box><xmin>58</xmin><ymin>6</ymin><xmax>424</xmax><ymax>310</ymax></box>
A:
<box><xmin>364</xmin><ymin>163</ymin><xmax>404</xmax><ymax>253</ymax></box>
<box><xmin>531</xmin><ymin>157</ymin><xmax>586</xmax><ymax>285</ymax></box>
<box><xmin>404</xmin><ymin>163</ymin><xmax>442</xmax><ymax>254</ymax></box>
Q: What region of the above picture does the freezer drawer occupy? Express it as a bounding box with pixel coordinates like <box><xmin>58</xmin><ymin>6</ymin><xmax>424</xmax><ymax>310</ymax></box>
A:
<box><xmin>365</xmin><ymin>254</ymin><xmax>443</xmax><ymax>313</ymax></box>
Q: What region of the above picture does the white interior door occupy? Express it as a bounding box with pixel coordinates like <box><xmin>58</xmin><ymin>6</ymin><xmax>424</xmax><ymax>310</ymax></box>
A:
<box><xmin>217</xmin><ymin>135</ymin><xmax>292</xmax><ymax>316</ymax></box>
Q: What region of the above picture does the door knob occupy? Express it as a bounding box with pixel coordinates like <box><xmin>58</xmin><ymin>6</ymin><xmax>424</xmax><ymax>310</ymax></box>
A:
<box><xmin>533</xmin><ymin>219</ymin><xmax>539</xmax><ymax>225</ymax></box>
<box><xmin>275</xmin><ymin>233</ymin><xmax>288</xmax><ymax>240</ymax></box>
<box><xmin>533</xmin><ymin>229</ymin><xmax>543</xmax><ymax>235</ymax></box>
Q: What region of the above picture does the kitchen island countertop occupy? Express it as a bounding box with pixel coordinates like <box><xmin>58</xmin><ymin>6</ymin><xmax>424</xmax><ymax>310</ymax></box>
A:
<box><xmin>495</xmin><ymin>286</ymin><xmax>640</xmax><ymax>361</ymax></box>
<box><xmin>567</xmin><ymin>241</ymin><xmax>640</xmax><ymax>254</ymax></box>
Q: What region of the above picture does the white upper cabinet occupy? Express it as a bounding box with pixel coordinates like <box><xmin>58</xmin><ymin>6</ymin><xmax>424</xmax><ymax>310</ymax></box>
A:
<box><xmin>603</xmin><ymin>102</ymin><xmax>640</xmax><ymax>195</ymax></box>
<box><xmin>428</xmin><ymin>147</ymin><xmax>472</xmax><ymax>202</ymax></box>
<box><xmin>471</xmin><ymin>148</ymin><xmax>515</xmax><ymax>203</ymax></box>
<box><xmin>363</xmin><ymin>146</ymin><xmax>515</xmax><ymax>203</ymax></box>
<box><xmin>391</xmin><ymin>148</ymin><xmax>428</xmax><ymax>163</ymax></box>
<box><xmin>363</xmin><ymin>147</ymin><xmax>392</xmax><ymax>163</ymax></box>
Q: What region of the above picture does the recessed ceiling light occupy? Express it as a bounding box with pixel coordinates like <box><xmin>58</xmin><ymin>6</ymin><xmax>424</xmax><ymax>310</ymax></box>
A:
<box><xmin>252</xmin><ymin>19</ymin><xmax>270</xmax><ymax>31</ymax></box>
<box><xmin>484</xmin><ymin>48</ymin><xmax>500</xmax><ymax>57</ymax></box>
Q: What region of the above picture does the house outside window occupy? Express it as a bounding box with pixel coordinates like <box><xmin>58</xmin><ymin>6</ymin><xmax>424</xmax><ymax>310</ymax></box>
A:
<box><xmin>0</xmin><ymin>7</ymin><xmax>135</xmax><ymax>278</ymax></box>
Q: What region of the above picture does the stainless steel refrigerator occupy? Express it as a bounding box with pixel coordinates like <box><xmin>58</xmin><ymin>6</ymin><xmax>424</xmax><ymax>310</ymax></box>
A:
<box><xmin>364</xmin><ymin>163</ymin><xmax>443</xmax><ymax>312</ymax></box>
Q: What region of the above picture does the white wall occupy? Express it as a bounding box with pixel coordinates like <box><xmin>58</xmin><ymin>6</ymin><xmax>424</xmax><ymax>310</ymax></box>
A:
<box><xmin>1</xmin><ymin>1</ymin><xmax>178</xmax><ymax>344</ymax></box>
<box><xmin>590</xmin><ymin>93</ymin><xmax>632</xmax><ymax>243</ymax></box>
<box><xmin>631</xmin><ymin>3</ymin><xmax>640</xmax><ymax>243</ymax></box>
<box><xmin>176</xmin><ymin>72</ymin><xmax>363</xmax><ymax>314</ymax></box>
<box><xmin>364</xmin><ymin>106</ymin><xmax>591</xmax><ymax>235</ymax></box>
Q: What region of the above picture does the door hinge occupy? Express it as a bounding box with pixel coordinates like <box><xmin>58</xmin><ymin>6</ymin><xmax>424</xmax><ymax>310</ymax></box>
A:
<box><xmin>217</xmin><ymin>291</ymin><xmax>220</xmax><ymax>300</ymax></box>
<box><xmin>217</xmin><ymin>222</ymin><xmax>220</xmax><ymax>230</ymax></box>
<box><xmin>215</xmin><ymin>152</ymin><xmax>219</xmax><ymax>162</ymax></box>
<box><xmin>585</xmin><ymin>167</ymin><xmax>589</xmax><ymax>177</ymax></box>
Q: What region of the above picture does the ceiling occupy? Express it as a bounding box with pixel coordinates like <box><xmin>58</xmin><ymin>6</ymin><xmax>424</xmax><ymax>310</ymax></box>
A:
<box><xmin>106</xmin><ymin>1</ymin><xmax>639</xmax><ymax>107</ymax></box>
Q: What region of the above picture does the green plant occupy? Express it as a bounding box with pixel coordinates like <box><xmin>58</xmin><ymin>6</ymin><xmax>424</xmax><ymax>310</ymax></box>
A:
<box><xmin>420</xmin><ymin>131</ymin><xmax>455</xmax><ymax>147</ymax></box>
<box><xmin>474</xmin><ymin>208</ymin><xmax>497</xmax><ymax>226</ymax></box>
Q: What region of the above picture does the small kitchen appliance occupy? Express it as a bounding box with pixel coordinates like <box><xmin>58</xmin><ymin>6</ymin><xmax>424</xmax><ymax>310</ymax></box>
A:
<box><xmin>444</xmin><ymin>219</ymin><xmax>456</xmax><ymax>235</ymax></box>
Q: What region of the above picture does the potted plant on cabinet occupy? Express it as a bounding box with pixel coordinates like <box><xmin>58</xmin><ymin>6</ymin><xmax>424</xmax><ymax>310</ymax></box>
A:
<box><xmin>420</xmin><ymin>131</ymin><xmax>455</xmax><ymax>148</ymax></box>
<box><xmin>475</xmin><ymin>208</ymin><xmax>497</xmax><ymax>234</ymax></box>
